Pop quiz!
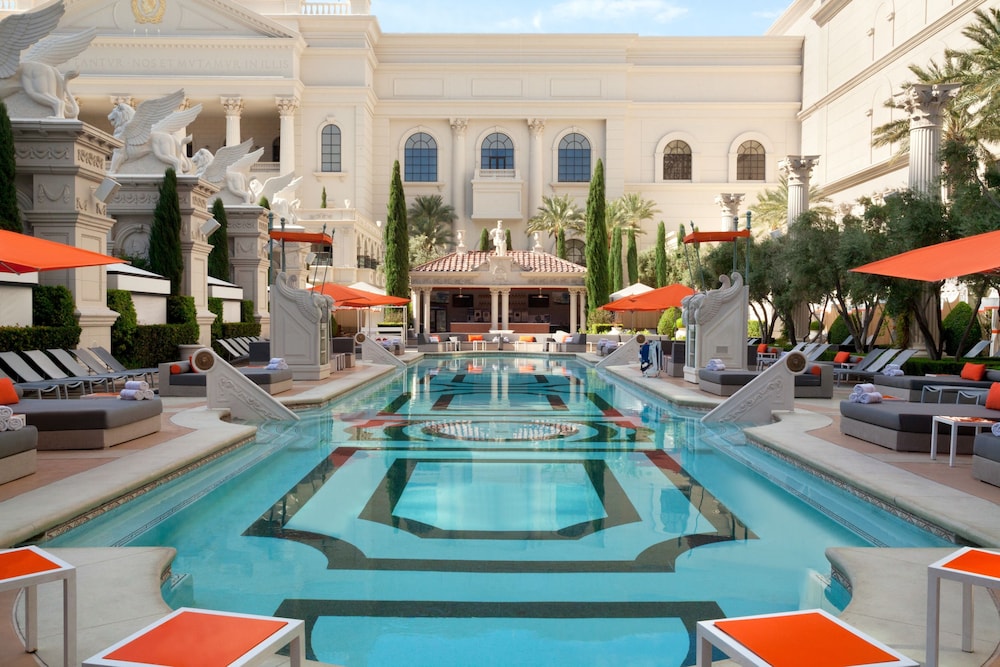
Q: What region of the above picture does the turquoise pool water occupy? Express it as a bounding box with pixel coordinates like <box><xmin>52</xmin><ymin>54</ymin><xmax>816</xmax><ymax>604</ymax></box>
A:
<box><xmin>42</xmin><ymin>355</ymin><xmax>952</xmax><ymax>666</ymax></box>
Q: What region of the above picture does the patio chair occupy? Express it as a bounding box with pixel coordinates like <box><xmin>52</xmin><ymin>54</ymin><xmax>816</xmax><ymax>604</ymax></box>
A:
<box><xmin>47</xmin><ymin>349</ymin><xmax>136</xmax><ymax>390</ymax></box>
<box><xmin>88</xmin><ymin>347</ymin><xmax>158</xmax><ymax>386</ymax></box>
<box><xmin>845</xmin><ymin>348</ymin><xmax>919</xmax><ymax>383</ymax></box>
<box><xmin>832</xmin><ymin>348</ymin><xmax>887</xmax><ymax>385</ymax></box>
<box><xmin>963</xmin><ymin>340</ymin><xmax>990</xmax><ymax>359</ymax></box>
<box><xmin>0</xmin><ymin>351</ymin><xmax>91</xmax><ymax>396</ymax></box>
<box><xmin>215</xmin><ymin>338</ymin><xmax>249</xmax><ymax>363</ymax></box>
<box><xmin>21</xmin><ymin>350</ymin><xmax>116</xmax><ymax>393</ymax></box>
<box><xmin>804</xmin><ymin>343</ymin><xmax>832</xmax><ymax>361</ymax></box>
<box><xmin>0</xmin><ymin>366</ymin><xmax>67</xmax><ymax>399</ymax></box>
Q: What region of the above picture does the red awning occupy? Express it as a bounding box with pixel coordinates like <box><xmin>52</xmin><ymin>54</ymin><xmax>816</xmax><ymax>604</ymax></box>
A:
<box><xmin>850</xmin><ymin>229</ymin><xmax>1000</xmax><ymax>282</ymax></box>
<box><xmin>683</xmin><ymin>230</ymin><xmax>751</xmax><ymax>244</ymax></box>
<box><xmin>269</xmin><ymin>230</ymin><xmax>333</xmax><ymax>245</ymax></box>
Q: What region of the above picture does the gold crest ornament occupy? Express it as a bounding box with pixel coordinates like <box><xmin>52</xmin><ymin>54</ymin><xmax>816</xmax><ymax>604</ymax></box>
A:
<box><xmin>132</xmin><ymin>0</ymin><xmax>166</xmax><ymax>24</ymax></box>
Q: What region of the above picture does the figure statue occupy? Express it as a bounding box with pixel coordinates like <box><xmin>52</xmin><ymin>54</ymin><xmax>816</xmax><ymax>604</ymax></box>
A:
<box><xmin>108</xmin><ymin>89</ymin><xmax>202</xmax><ymax>174</ymax></box>
<box><xmin>0</xmin><ymin>3</ymin><xmax>96</xmax><ymax>119</ymax></box>
<box><xmin>492</xmin><ymin>220</ymin><xmax>506</xmax><ymax>256</ymax></box>
<box><xmin>249</xmin><ymin>172</ymin><xmax>303</xmax><ymax>222</ymax></box>
<box><xmin>191</xmin><ymin>138</ymin><xmax>264</xmax><ymax>204</ymax></box>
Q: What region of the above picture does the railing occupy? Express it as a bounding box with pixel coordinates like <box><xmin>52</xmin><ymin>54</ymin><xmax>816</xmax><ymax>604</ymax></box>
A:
<box><xmin>299</xmin><ymin>1</ymin><xmax>352</xmax><ymax>15</ymax></box>
<box><xmin>475</xmin><ymin>168</ymin><xmax>518</xmax><ymax>180</ymax></box>
<box><xmin>250</xmin><ymin>162</ymin><xmax>280</xmax><ymax>174</ymax></box>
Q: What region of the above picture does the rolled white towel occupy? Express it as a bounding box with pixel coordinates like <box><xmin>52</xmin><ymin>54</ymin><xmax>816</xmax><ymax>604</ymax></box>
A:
<box><xmin>883</xmin><ymin>368</ymin><xmax>904</xmax><ymax>376</ymax></box>
<box><xmin>0</xmin><ymin>405</ymin><xmax>12</xmax><ymax>421</ymax></box>
<box><xmin>142</xmin><ymin>389</ymin><xmax>156</xmax><ymax>400</ymax></box>
<box><xmin>119</xmin><ymin>388</ymin><xmax>143</xmax><ymax>400</ymax></box>
<box><xmin>0</xmin><ymin>416</ymin><xmax>7</xmax><ymax>432</ymax></box>
<box><xmin>858</xmin><ymin>391</ymin><xmax>883</xmax><ymax>404</ymax></box>
<box><xmin>6</xmin><ymin>414</ymin><xmax>24</xmax><ymax>430</ymax></box>
<box><xmin>124</xmin><ymin>379</ymin><xmax>149</xmax><ymax>392</ymax></box>
<box><xmin>991</xmin><ymin>422</ymin><xmax>1000</xmax><ymax>437</ymax></box>
<box><xmin>852</xmin><ymin>383</ymin><xmax>875</xmax><ymax>396</ymax></box>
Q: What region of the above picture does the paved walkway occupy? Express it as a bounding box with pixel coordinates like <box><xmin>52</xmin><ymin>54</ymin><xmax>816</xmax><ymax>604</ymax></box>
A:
<box><xmin>1</xmin><ymin>354</ymin><xmax>999</xmax><ymax>666</ymax></box>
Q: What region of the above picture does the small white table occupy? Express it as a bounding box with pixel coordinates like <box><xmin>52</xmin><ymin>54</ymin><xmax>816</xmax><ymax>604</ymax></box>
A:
<box><xmin>926</xmin><ymin>547</ymin><xmax>1000</xmax><ymax>667</ymax></box>
<box><xmin>489</xmin><ymin>329</ymin><xmax>514</xmax><ymax>351</ymax></box>
<box><xmin>444</xmin><ymin>338</ymin><xmax>461</xmax><ymax>352</ymax></box>
<box><xmin>471</xmin><ymin>339</ymin><xmax>489</xmax><ymax>351</ymax></box>
<box><xmin>83</xmin><ymin>607</ymin><xmax>304</xmax><ymax>667</ymax></box>
<box><xmin>697</xmin><ymin>608</ymin><xmax>917</xmax><ymax>666</ymax></box>
<box><xmin>0</xmin><ymin>545</ymin><xmax>76</xmax><ymax>667</ymax></box>
<box><xmin>930</xmin><ymin>415</ymin><xmax>996</xmax><ymax>467</ymax></box>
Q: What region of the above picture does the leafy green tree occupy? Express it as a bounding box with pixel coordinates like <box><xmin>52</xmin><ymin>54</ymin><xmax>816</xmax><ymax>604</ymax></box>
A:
<box><xmin>609</xmin><ymin>226</ymin><xmax>623</xmax><ymax>291</ymax></box>
<box><xmin>149</xmin><ymin>168</ymin><xmax>185</xmax><ymax>295</ymax></box>
<box><xmin>526</xmin><ymin>194</ymin><xmax>584</xmax><ymax>259</ymax></box>
<box><xmin>626</xmin><ymin>229</ymin><xmax>638</xmax><ymax>285</ymax></box>
<box><xmin>384</xmin><ymin>160</ymin><xmax>410</xmax><ymax>299</ymax></box>
<box><xmin>0</xmin><ymin>102</ymin><xmax>20</xmax><ymax>232</ymax></box>
<box><xmin>749</xmin><ymin>174</ymin><xmax>834</xmax><ymax>231</ymax></box>
<box><xmin>655</xmin><ymin>221</ymin><xmax>667</xmax><ymax>287</ymax></box>
<box><xmin>407</xmin><ymin>194</ymin><xmax>456</xmax><ymax>260</ymax></box>
<box><xmin>585</xmin><ymin>159</ymin><xmax>610</xmax><ymax>318</ymax></box>
<box><xmin>208</xmin><ymin>198</ymin><xmax>230</xmax><ymax>281</ymax></box>
<box><xmin>479</xmin><ymin>227</ymin><xmax>490</xmax><ymax>251</ymax></box>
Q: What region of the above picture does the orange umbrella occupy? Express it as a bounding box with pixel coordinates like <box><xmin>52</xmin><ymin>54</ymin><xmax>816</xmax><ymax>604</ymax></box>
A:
<box><xmin>341</xmin><ymin>293</ymin><xmax>410</xmax><ymax>308</ymax></box>
<box><xmin>851</xmin><ymin>229</ymin><xmax>1000</xmax><ymax>281</ymax></box>
<box><xmin>0</xmin><ymin>230</ymin><xmax>123</xmax><ymax>274</ymax></box>
<box><xmin>309</xmin><ymin>282</ymin><xmax>376</xmax><ymax>305</ymax></box>
<box><xmin>601</xmin><ymin>283</ymin><xmax>696</xmax><ymax>312</ymax></box>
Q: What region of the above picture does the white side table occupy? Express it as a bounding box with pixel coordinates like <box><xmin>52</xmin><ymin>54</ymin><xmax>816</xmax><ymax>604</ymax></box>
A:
<box><xmin>930</xmin><ymin>415</ymin><xmax>996</xmax><ymax>467</ymax></box>
<box><xmin>0</xmin><ymin>545</ymin><xmax>76</xmax><ymax>667</ymax></box>
<box><xmin>83</xmin><ymin>607</ymin><xmax>304</xmax><ymax>667</ymax></box>
<box><xmin>926</xmin><ymin>547</ymin><xmax>1000</xmax><ymax>667</ymax></box>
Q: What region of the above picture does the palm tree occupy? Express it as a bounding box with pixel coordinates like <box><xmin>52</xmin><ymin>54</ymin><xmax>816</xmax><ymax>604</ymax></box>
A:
<box><xmin>526</xmin><ymin>194</ymin><xmax>584</xmax><ymax>259</ymax></box>
<box><xmin>750</xmin><ymin>174</ymin><xmax>834</xmax><ymax>231</ymax></box>
<box><xmin>407</xmin><ymin>194</ymin><xmax>456</xmax><ymax>259</ymax></box>
<box><xmin>616</xmin><ymin>192</ymin><xmax>658</xmax><ymax>235</ymax></box>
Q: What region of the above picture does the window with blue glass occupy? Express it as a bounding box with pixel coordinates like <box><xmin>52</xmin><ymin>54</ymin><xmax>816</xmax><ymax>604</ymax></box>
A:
<box><xmin>321</xmin><ymin>125</ymin><xmax>341</xmax><ymax>172</ymax></box>
<box><xmin>481</xmin><ymin>132</ymin><xmax>514</xmax><ymax>170</ymax></box>
<box><xmin>558</xmin><ymin>133</ymin><xmax>591</xmax><ymax>182</ymax></box>
<box><xmin>405</xmin><ymin>132</ymin><xmax>438</xmax><ymax>182</ymax></box>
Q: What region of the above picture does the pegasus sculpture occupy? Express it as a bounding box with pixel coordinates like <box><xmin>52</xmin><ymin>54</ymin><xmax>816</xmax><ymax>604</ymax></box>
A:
<box><xmin>108</xmin><ymin>89</ymin><xmax>202</xmax><ymax>174</ymax></box>
<box><xmin>191</xmin><ymin>138</ymin><xmax>264</xmax><ymax>204</ymax></box>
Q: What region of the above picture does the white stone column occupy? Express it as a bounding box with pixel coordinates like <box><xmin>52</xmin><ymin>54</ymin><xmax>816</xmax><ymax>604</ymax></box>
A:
<box><xmin>221</xmin><ymin>96</ymin><xmax>244</xmax><ymax>147</ymax></box>
<box><xmin>450</xmin><ymin>118</ymin><xmax>467</xmax><ymax>231</ymax></box>
<box><xmin>528</xmin><ymin>118</ymin><xmax>545</xmax><ymax>219</ymax></box>
<box><xmin>714</xmin><ymin>193</ymin><xmax>744</xmax><ymax>231</ymax></box>
<box><xmin>779</xmin><ymin>155</ymin><xmax>820</xmax><ymax>225</ymax></box>
<box><xmin>490</xmin><ymin>288</ymin><xmax>500</xmax><ymax>329</ymax></box>
<box><xmin>897</xmin><ymin>83</ymin><xmax>960</xmax><ymax>196</ymax></box>
<box><xmin>500</xmin><ymin>289</ymin><xmax>511</xmax><ymax>331</ymax></box>
<box><xmin>569</xmin><ymin>289</ymin><xmax>579</xmax><ymax>334</ymax></box>
<box><xmin>275</xmin><ymin>96</ymin><xmax>299</xmax><ymax>176</ymax></box>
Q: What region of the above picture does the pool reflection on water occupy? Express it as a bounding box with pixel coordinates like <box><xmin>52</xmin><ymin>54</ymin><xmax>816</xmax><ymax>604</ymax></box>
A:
<box><xmin>42</xmin><ymin>355</ymin><xmax>952</xmax><ymax>666</ymax></box>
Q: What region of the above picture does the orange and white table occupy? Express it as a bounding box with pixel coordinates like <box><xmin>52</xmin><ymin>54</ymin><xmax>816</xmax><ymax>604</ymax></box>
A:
<box><xmin>0</xmin><ymin>545</ymin><xmax>76</xmax><ymax>667</ymax></box>
<box><xmin>926</xmin><ymin>547</ymin><xmax>1000</xmax><ymax>667</ymax></box>
<box><xmin>930</xmin><ymin>415</ymin><xmax>996</xmax><ymax>467</ymax></box>
<box><xmin>83</xmin><ymin>607</ymin><xmax>304</xmax><ymax>667</ymax></box>
<box><xmin>696</xmin><ymin>608</ymin><xmax>917</xmax><ymax>666</ymax></box>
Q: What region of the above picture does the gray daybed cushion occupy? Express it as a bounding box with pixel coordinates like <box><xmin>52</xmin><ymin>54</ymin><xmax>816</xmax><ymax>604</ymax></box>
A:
<box><xmin>973</xmin><ymin>432</ymin><xmax>1000</xmax><ymax>487</ymax></box>
<box><xmin>14</xmin><ymin>396</ymin><xmax>162</xmax><ymax>450</ymax></box>
<box><xmin>0</xmin><ymin>426</ymin><xmax>38</xmax><ymax>484</ymax></box>
<box><xmin>160</xmin><ymin>360</ymin><xmax>293</xmax><ymax>396</ymax></box>
<box><xmin>873</xmin><ymin>370</ymin><xmax>1000</xmax><ymax>401</ymax></box>
<box><xmin>839</xmin><ymin>399</ymin><xmax>1000</xmax><ymax>453</ymax></box>
<box><xmin>698</xmin><ymin>365</ymin><xmax>829</xmax><ymax>398</ymax></box>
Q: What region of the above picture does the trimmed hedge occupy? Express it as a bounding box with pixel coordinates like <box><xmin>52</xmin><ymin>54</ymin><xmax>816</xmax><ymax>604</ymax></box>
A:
<box><xmin>130</xmin><ymin>323</ymin><xmax>198</xmax><ymax>368</ymax></box>
<box><xmin>33</xmin><ymin>285</ymin><xmax>76</xmax><ymax>326</ymax></box>
<box><xmin>0</xmin><ymin>325</ymin><xmax>81</xmax><ymax>352</ymax></box>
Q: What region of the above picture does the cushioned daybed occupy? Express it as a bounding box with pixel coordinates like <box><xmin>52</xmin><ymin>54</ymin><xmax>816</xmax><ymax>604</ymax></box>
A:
<box><xmin>840</xmin><ymin>399</ymin><xmax>1000</xmax><ymax>453</ymax></box>
<box><xmin>698</xmin><ymin>363</ymin><xmax>833</xmax><ymax>398</ymax></box>
<box><xmin>973</xmin><ymin>431</ymin><xmax>1000</xmax><ymax>487</ymax></box>
<box><xmin>158</xmin><ymin>360</ymin><xmax>293</xmax><ymax>397</ymax></box>
<box><xmin>872</xmin><ymin>368</ymin><xmax>1000</xmax><ymax>402</ymax></box>
<box><xmin>0</xmin><ymin>426</ymin><xmax>37</xmax><ymax>483</ymax></box>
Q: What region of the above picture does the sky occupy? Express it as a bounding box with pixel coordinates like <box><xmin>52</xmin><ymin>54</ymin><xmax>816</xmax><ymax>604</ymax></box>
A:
<box><xmin>369</xmin><ymin>0</ymin><xmax>788</xmax><ymax>37</ymax></box>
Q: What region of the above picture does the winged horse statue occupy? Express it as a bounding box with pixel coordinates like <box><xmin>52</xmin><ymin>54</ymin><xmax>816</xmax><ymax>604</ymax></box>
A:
<box><xmin>108</xmin><ymin>89</ymin><xmax>202</xmax><ymax>174</ymax></box>
<box><xmin>191</xmin><ymin>138</ymin><xmax>264</xmax><ymax>204</ymax></box>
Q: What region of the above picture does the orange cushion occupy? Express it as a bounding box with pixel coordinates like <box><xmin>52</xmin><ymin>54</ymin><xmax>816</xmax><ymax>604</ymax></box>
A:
<box><xmin>833</xmin><ymin>351</ymin><xmax>851</xmax><ymax>364</ymax></box>
<box><xmin>468</xmin><ymin>335</ymin><xmax>483</xmax><ymax>341</ymax></box>
<box><xmin>0</xmin><ymin>377</ymin><xmax>19</xmax><ymax>405</ymax></box>
<box><xmin>757</xmin><ymin>343</ymin><xmax>768</xmax><ymax>353</ymax></box>
<box><xmin>519</xmin><ymin>335</ymin><xmax>535</xmax><ymax>342</ymax></box>
<box><xmin>961</xmin><ymin>362</ymin><xmax>986</xmax><ymax>381</ymax></box>
<box><xmin>169</xmin><ymin>363</ymin><xmax>183</xmax><ymax>375</ymax></box>
<box><xmin>987</xmin><ymin>383</ymin><xmax>1000</xmax><ymax>411</ymax></box>
<box><xmin>769</xmin><ymin>347</ymin><xmax>779</xmax><ymax>354</ymax></box>
<box><xmin>809</xmin><ymin>364</ymin><xmax>822</xmax><ymax>375</ymax></box>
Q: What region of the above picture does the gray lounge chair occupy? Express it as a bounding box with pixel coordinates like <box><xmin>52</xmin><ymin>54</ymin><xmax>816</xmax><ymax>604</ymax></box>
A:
<box><xmin>845</xmin><ymin>348</ymin><xmax>919</xmax><ymax>383</ymax></box>
<box><xmin>48</xmin><ymin>349</ymin><xmax>135</xmax><ymax>390</ymax></box>
<box><xmin>0</xmin><ymin>367</ymin><xmax>67</xmax><ymax>399</ymax></box>
<box><xmin>88</xmin><ymin>347</ymin><xmax>158</xmax><ymax>386</ymax></box>
<box><xmin>0</xmin><ymin>351</ymin><xmax>90</xmax><ymax>396</ymax></box>
<box><xmin>832</xmin><ymin>348</ymin><xmax>887</xmax><ymax>385</ymax></box>
<box><xmin>21</xmin><ymin>350</ymin><xmax>116</xmax><ymax>393</ymax></box>
<box><xmin>963</xmin><ymin>340</ymin><xmax>991</xmax><ymax>359</ymax></box>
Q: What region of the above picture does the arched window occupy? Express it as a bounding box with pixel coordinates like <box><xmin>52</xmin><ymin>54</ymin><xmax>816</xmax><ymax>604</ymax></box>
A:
<box><xmin>558</xmin><ymin>133</ymin><xmax>591</xmax><ymax>182</ymax></box>
<box><xmin>321</xmin><ymin>124</ymin><xmax>341</xmax><ymax>172</ymax></box>
<box><xmin>565</xmin><ymin>238</ymin><xmax>586</xmax><ymax>266</ymax></box>
<box><xmin>737</xmin><ymin>140</ymin><xmax>765</xmax><ymax>180</ymax></box>
<box><xmin>481</xmin><ymin>132</ymin><xmax>514</xmax><ymax>170</ymax></box>
<box><xmin>662</xmin><ymin>140</ymin><xmax>692</xmax><ymax>180</ymax></box>
<box><xmin>404</xmin><ymin>132</ymin><xmax>437</xmax><ymax>182</ymax></box>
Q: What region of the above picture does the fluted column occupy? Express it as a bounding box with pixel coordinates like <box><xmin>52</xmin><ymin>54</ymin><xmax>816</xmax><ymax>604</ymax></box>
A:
<box><xmin>221</xmin><ymin>96</ymin><xmax>244</xmax><ymax>147</ymax></box>
<box><xmin>500</xmin><ymin>289</ymin><xmax>511</xmax><ymax>330</ymax></box>
<box><xmin>714</xmin><ymin>193</ymin><xmax>744</xmax><ymax>231</ymax></box>
<box><xmin>490</xmin><ymin>288</ymin><xmax>500</xmax><ymax>329</ymax></box>
<box><xmin>897</xmin><ymin>83</ymin><xmax>960</xmax><ymax>196</ymax></box>
<box><xmin>780</xmin><ymin>155</ymin><xmax>820</xmax><ymax>225</ymax></box>
<box><xmin>528</xmin><ymin>119</ymin><xmax>545</xmax><ymax>218</ymax></box>
<box><xmin>275</xmin><ymin>96</ymin><xmax>299</xmax><ymax>176</ymax></box>
<box><xmin>450</xmin><ymin>118</ymin><xmax>467</xmax><ymax>231</ymax></box>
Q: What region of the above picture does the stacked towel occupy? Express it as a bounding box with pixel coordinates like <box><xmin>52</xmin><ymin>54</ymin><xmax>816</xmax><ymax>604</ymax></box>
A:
<box><xmin>265</xmin><ymin>357</ymin><xmax>289</xmax><ymax>370</ymax></box>
<box><xmin>991</xmin><ymin>422</ymin><xmax>1000</xmax><ymax>437</ymax></box>
<box><xmin>882</xmin><ymin>363</ymin><xmax>904</xmax><ymax>376</ymax></box>
<box><xmin>705</xmin><ymin>358</ymin><xmax>726</xmax><ymax>371</ymax></box>
<box><xmin>858</xmin><ymin>391</ymin><xmax>883</xmax><ymax>403</ymax></box>
<box><xmin>119</xmin><ymin>379</ymin><xmax>155</xmax><ymax>400</ymax></box>
<box><xmin>0</xmin><ymin>407</ymin><xmax>26</xmax><ymax>431</ymax></box>
<box><xmin>849</xmin><ymin>382</ymin><xmax>882</xmax><ymax>403</ymax></box>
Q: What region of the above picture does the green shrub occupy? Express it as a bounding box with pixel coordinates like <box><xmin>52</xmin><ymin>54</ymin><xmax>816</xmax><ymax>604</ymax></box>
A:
<box><xmin>107</xmin><ymin>289</ymin><xmax>138</xmax><ymax>363</ymax></box>
<box><xmin>828</xmin><ymin>315</ymin><xmax>850</xmax><ymax>345</ymax></box>
<box><xmin>747</xmin><ymin>320</ymin><xmax>762</xmax><ymax>339</ymax></box>
<box><xmin>208</xmin><ymin>297</ymin><xmax>224</xmax><ymax>340</ymax></box>
<box><xmin>221</xmin><ymin>321</ymin><xmax>261</xmax><ymax>338</ymax></box>
<box><xmin>240</xmin><ymin>300</ymin><xmax>255</xmax><ymax>323</ymax></box>
<box><xmin>33</xmin><ymin>285</ymin><xmax>76</xmax><ymax>326</ymax></box>
<box><xmin>658</xmin><ymin>307</ymin><xmax>680</xmax><ymax>338</ymax></box>
<box><xmin>131</xmin><ymin>323</ymin><xmax>198</xmax><ymax>367</ymax></box>
<box><xmin>942</xmin><ymin>301</ymin><xmax>982</xmax><ymax>357</ymax></box>
<box><xmin>167</xmin><ymin>295</ymin><xmax>197</xmax><ymax>325</ymax></box>
<box><xmin>0</xmin><ymin>325</ymin><xmax>81</xmax><ymax>352</ymax></box>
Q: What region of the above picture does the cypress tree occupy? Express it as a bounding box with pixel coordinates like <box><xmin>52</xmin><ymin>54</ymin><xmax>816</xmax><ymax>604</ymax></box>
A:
<box><xmin>505</xmin><ymin>229</ymin><xmax>512</xmax><ymax>251</ymax></box>
<box><xmin>556</xmin><ymin>228</ymin><xmax>566</xmax><ymax>259</ymax></box>
<box><xmin>584</xmin><ymin>159</ymin><xmax>609</xmax><ymax>318</ymax></box>
<box><xmin>609</xmin><ymin>225</ymin><xmax>623</xmax><ymax>291</ymax></box>
<box><xmin>479</xmin><ymin>227</ymin><xmax>490</xmax><ymax>251</ymax></box>
<box><xmin>655</xmin><ymin>221</ymin><xmax>667</xmax><ymax>287</ymax></box>
<box><xmin>149</xmin><ymin>168</ymin><xmax>185</xmax><ymax>295</ymax></box>
<box><xmin>627</xmin><ymin>228</ymin><xmax>638</xmax><ymax>285</ymax></box>
<box><xmin>0</xmin><ymin>102</ymin><xmax>21</xmax><ymax>233</ymax></box>
<box><xmin>385</xmin><ymin>160</ymin><xmax>410</xmax><ymax>298</ymax></box>
<box><xmin>208</xmin><ymin>198</ymin><xmax>230</xmax><ymax>280</ymax></box>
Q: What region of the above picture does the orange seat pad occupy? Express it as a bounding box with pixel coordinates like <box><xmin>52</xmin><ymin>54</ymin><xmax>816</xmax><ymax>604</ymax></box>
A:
<box><xmin>0</xmin><ymin>549</ymin><xmax>62</xmax><ymax>580</ymax></box>
<box><xmin>942</xmin><ymin>549</ymin><xmax>1000</xmax><ymax>579</ymax></box>
<box><xmin>714</xmin><ymin>611</ymin><xmax>897</xmax><ymax>667</ymax></box>
<box><xmin>104</xmin><ymin>610</ymin><xmax>289</xmax><ymax>667</ymax></box>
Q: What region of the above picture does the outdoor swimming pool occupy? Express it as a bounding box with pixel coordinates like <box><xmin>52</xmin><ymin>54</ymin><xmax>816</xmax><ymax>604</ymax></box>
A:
<box><xmin>42</xmin><ymin>355</ymin><xmax>952</xmax><ymax>666</ymax></box>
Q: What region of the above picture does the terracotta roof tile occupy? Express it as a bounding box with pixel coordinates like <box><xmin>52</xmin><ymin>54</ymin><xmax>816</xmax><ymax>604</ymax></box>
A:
<box><xmin>412</xmin><ymin>251</ymin><xmax>586</xmax><ymax>273</ymax></box>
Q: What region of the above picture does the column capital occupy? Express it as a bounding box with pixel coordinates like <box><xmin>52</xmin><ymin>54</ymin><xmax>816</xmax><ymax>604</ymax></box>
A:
<box><xmin>221</xmin><ymin>96</ymin><xmax>244</xmax><ymax>115</ymax></box>
<box><xmin>528</xmin><ymin>118</ymin><xmax>546</xmax><ymax>135</ymax></box>
<box><xmin>896</xmin><ymin>83</ymin><xmax>960</xmax><ymax>130</ymax></box>
<box><xmin>778</xmin><ymin>155</ymin><xmax>820</xmax><ymax>187</ymax></box>
<box><xmin>275</xmin><ymin>96</ymin><xmax>300</xmax><ymax>116</ymax></box>
<box><xmin>449</xmin><ymin>118</ymin><xmax>468</xmax><ymax>135</ymax></box>
<box><xmin>714</xmin><ymin>193</ymin><xmax>745</xmax><ymax>216</ymax></box>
